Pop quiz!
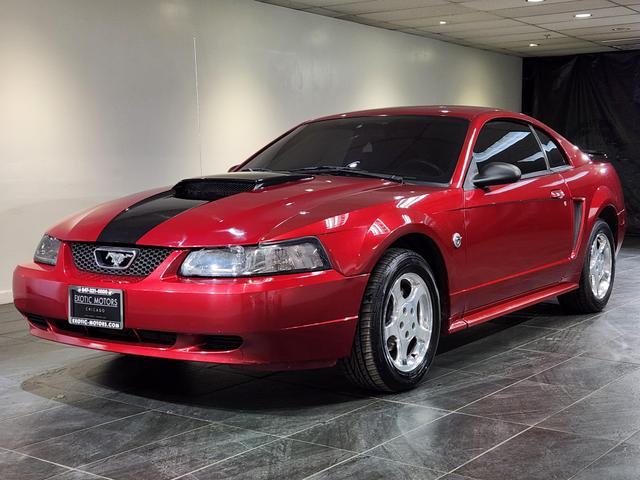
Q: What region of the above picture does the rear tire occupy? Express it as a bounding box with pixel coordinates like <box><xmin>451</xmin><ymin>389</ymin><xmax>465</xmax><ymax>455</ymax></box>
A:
<box><xmin>340</xmin><ymin>248</ymin><xmax>441</xmax><ymax>392</ymax></box>
<box><xmin>559</xmin><ymin>219</ymin><xmax>615</xmax><ymax>314</ymax></box>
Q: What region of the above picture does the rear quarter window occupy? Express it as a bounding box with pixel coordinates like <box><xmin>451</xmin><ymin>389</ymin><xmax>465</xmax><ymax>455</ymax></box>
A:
<box><xmin>535</xmin><ymin>128</ymin><xmax>569</xmax><ymax>168</ymax></box>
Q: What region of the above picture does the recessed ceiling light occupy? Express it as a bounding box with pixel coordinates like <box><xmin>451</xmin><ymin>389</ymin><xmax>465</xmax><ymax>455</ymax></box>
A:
<box><xmin>439</xmin><ymin>20</ymin><xmax>447</xmax><ymax>25</ymax></box>
<box><xmin>529</xmin><ymin>43</ymin><xmax>539</xmax><ymax>47</ymax></box>
<box><xmin>612</xmin><ymin>27</ymin><xmax>631</xmax><ymax>32</ymax></box>
<box><xmin>526</xmin><ymin>0</ymin><xmax>545</xmax><ymax>3</ymax></box>
<box><xmin>574</xmin><ymin>13</ymin><xmax>592</xmax><ymax>18</ymax></box>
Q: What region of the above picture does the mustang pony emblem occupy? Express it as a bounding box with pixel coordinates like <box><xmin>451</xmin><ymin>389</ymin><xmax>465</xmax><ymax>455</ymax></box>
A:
<box><xmin>94</xmin><ymin>247</ymin><xmax>138</xmax><ymax>270</ymax></box>
<box><xmin>106</xmin><ymin>252</ymin><xmax>133</xmax><ymax>267</ymax></box>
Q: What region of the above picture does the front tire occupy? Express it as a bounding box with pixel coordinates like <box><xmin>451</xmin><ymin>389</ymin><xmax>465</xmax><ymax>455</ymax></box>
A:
<box><xmin>559</xmin><ymin>219</ymin><xmax>615</xmax><ymax>313</ymax></box>
<box><xmin>340</xmin><ymin>248</ymin><xmax>441</xmax><ymax>392</ymax></box>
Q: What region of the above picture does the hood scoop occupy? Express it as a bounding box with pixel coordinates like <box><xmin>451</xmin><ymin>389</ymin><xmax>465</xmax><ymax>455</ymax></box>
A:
<box><xmin>172</xmin><ymin>171</ymin><xmax>313</xmax><ymax>201</ymax></box>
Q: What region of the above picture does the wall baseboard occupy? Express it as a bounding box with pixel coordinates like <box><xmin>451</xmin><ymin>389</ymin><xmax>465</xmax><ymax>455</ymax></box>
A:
<box><xmin>0</xmin><ymin>290</ymin><xmax>13</xmax><ymax>305</ymax></box>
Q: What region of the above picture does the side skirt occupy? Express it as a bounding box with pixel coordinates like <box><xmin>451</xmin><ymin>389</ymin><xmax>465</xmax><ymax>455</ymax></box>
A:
<box><xmin>448</xmin><ymin>282</ymin><xmax>579</xmax><ymax>333</ymax></box>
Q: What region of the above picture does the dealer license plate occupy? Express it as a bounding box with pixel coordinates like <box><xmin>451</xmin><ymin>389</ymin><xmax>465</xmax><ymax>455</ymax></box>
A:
<box><xmin>68</xmin><ymin>286</ymin><xmax>124</xmax><ymax>330</ymax></box>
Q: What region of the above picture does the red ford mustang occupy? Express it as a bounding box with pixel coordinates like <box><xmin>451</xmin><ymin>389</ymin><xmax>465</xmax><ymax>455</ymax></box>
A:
<box><xmin>13</xmin><ymin>106</ymin><xmax>625</xmax><ymax>392</ymax></box>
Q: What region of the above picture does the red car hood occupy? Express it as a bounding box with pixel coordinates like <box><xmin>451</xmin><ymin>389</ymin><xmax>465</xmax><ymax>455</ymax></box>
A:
<box><xmin>48</xmin><ymin>174</ymin><xmax>446</xmax><ymax>247</ymax></box>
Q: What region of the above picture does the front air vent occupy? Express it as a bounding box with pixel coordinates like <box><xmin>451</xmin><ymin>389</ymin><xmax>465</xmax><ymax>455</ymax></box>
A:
<box><xmin>199</xmin><ymin>335</ymin><xmax>243</xmax><ymax>351</ymax></box>
<box><xmin>172</xmin><ymin>171</ymin><xmax>313</xmax><ymax>201</ymax></box>
<box><xmin>27</xmin><ymin>314</ymin><xmax>49</xmax><ymax>330</ymax></box>
<box><xmin>49</xmin><ymin>319</ymin><xmax>177</xmax><ymax>346</ymax></box>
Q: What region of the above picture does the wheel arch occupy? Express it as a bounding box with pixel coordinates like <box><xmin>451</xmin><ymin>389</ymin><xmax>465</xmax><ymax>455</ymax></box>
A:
<box><xmin>597</xmin><ymin>204</ymin><xmax>619</xmax><ymax>248</ymax></box>
<box><xmin>386</xmin><ymin>232</ymin><xmax>450</xmax><ymax>325</ymax></box>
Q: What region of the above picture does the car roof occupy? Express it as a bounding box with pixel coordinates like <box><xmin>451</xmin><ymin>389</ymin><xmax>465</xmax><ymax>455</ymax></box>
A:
<box><xmin>310</xmin><ymin>105</ymin><xmax>506</xmax><ymax>122</ymax></box>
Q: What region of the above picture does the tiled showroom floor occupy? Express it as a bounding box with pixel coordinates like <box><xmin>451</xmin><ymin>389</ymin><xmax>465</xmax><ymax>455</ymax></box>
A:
<box><xmin>1</xmin><ymin>237</ymin><xmax>639</xmax><ymax>480</ymax></box>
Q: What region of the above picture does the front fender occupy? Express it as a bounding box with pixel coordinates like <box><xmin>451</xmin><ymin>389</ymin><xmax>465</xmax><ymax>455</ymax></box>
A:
<box><xmin>318</xmin><ymin>207</ymin><xmax>463</xmax><ymax>278</ymax></box>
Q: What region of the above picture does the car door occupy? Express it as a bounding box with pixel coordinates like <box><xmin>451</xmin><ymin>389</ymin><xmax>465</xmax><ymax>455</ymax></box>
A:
<box><xmin>462</xmin><ymin>120</ymin><xmax>573</xmax><ymax>317</ymax></box>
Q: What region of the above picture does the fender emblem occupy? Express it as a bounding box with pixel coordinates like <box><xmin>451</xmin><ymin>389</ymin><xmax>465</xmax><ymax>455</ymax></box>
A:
<box><xmin>452</xmin><ymin>233</ymin><xmax>462</xmax><ymax>249</ymax></box>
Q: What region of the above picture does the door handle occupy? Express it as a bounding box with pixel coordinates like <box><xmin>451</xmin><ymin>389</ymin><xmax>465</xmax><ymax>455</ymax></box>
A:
<box><xmin>550</xmin><ymin>190</ymin><xmax>565</xmax><ymax>200</ymax></box>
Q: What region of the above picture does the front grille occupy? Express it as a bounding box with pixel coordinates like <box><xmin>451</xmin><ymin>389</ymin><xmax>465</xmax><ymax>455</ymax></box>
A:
<box><xmin>71</xmin><ymin>243</ymin><xmax>172</xmax><ymax>276</ymax></box>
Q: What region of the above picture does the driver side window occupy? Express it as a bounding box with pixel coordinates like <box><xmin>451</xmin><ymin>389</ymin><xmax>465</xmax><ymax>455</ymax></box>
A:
<box><xmin>473</xmin><ymin>121</ymin><xmax>548</xmax><ymax>177</ymax></box>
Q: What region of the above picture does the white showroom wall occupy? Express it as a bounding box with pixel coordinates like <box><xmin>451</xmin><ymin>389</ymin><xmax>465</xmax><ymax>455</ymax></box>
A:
<box><xmin>0</xmin><ymin>0</ymin><xmax>522</xmax><ymax>303</ymax></box>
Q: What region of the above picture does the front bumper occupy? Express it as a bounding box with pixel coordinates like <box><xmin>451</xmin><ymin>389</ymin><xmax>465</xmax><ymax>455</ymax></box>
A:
<box><xmin>13</xmin><ymin>244</ymin><xmax>369</xmax><ymax>369</ymax></box>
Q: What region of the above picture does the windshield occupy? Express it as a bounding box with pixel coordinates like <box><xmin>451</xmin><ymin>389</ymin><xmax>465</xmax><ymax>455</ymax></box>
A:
<box><xmin>242</xmin><ymin>116</ymin><xmax>470</xmax><ymax>183</ymax></box>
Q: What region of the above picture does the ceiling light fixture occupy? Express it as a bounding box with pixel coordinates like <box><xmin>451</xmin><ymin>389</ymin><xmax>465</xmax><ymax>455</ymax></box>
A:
<box><xmin>574</xmin><ymin>13</ymin><xmax>592</xmax><ymax>18</ymax></box>
<box><xmin>526</xmin><ymin>0</ymin><xmax>545</xmax><ymax>3</ymax></box>
<box><xmin>439</xmin><ymin>20</ymin><xmax>447</xmax><ymax>25</ymax></box>
<box><xmin>612</xmin><ymin>27</ymin><xmax>631</xmax><ymax>32</ymax></box>
<box><xmin>529</xmin><ymin>43</ymin><xmax>539</xmax><ymax>47</ymax></box>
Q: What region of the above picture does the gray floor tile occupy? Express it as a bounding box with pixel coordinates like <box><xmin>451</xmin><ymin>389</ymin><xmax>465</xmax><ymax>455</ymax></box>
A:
<box><xmin>594</xmin><ymin>368</ymin><xmax>640</xmax><ymax>399</ymax></box>
<box><xmin>47</xmin><ymin>471</ymin><xmax>105</xmax><ymax>480</ymax></box>
<box><xmin>20</xmin><ymin>410</ymin><xmax>207</xmax><ymax>467</ymax></box>
<box><xmin>160</xmin><ymin>379</ymin><xmax>374</xmax><ymax>436</ymax></box>
<box><xmin>529</xmin><ymin>356</ymin><xmax>639</xmax><ymax>390</ymax></box>
<box><xmin>583</xmin><ymin>334</ymin><xmax>640</xmax><ymax>364</ymax></box>
<box><xmin>577</xmin><ymin>303</ymin><xmax>640</xmax><ymax>337</ymax></box>
<box><xmin>84</xmin><ymin>424</ymin><xmax>275</xmax><ymax>480</ymax></box>
<box><xmin>435</xmin><ymin>325</ymin><xmax>549</xmax><ymax>370</ymax></box>
<box><xmin>381</xmin><ymin>370</ymin><xmax>515</xmax><ymax>411</ymax></box>
<box><xmin>270</xmin><ymin>365</ymin><xmax>453</xmax><ymax>396</ymax></box>
<box><xmin>460</xmin><ymin>348</ymin><xmax>572</xmax><ymax>380</ymax></box>
<box><xmin>0</xmin><ymin>383</ymin><xmax>94</xmax><ymax>421</ymax></box>
<box><xmin>436</xmin><ymin>475</ymin><xmax>478</xmax><ymax>480</ymax></box>
<box><xmin>572</xmin><ymin>443</ymin><xmax>640</xmax><ymax>480</ymax></box>
<box><xmin>0</xmin><ymin>448</ymin><xmax>67</xmax><ymax>480</ymax></box>
<box><xmin>456</xmin><ymin>427</ymin><xmax>615</xmax><ymax>480</ymax></box>
<box><xmin>291</xmin><ymin>400</ymin><xmax>446</xmax><ymax>452</ymax></box>
<box><xmin>539</xmin><ymin>390</ymin><xmax>640</xmax><ymax>441</ymax></box>
<box><xmin>0</xmin><ymin>346</ymin><xmax>103</xmax><ymax>379</ymax></box>
<box><xmin>620</xmin><ymin>429</ymin><xmax>640</xmax><ymax>446</ymax></box>
<box><xmin>368</xmin><ymin>413</ymin><xmax>525</xmax><ymax>472</ymax></box>
<box><xmin>309</xmin><ymin>455</ymin><xmax>441</xmax><ymax>480</ymax></box>
<box><xmin>460</xmin><ymin>380</ymin><xmax>591</xmax><ymax>425</ymax></box>
<box><xmin>181</xmin><ymin>438</ymin><xmax>354</xmax><ymax>480</ymax></box>
<box><xmin>518</xmin><ymin>319</ymin><xmax>622</xmax><ymax>356</ymax></box>
<box><xmin>0</xmin><ymin>397</ymin><xmax>145</xmax><ymax>449</ymax></box>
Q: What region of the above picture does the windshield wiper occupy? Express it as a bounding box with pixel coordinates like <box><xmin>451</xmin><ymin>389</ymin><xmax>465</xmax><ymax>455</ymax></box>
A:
<box><xmin>289</xmin><ymin>166</ymin><xmax>403</xmax><ymax>183</ymax></box>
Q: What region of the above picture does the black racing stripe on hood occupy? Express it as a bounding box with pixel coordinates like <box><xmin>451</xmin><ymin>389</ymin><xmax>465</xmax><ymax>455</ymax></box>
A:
<box><xmin>96</xmin><ymin>191</ymin><xmax>206</xmax><ymax>244</ymax></box>
<box><xmin>96</xmin><ymin>172</ymin><xmax>314</xmax><ymax>244</ymax></box>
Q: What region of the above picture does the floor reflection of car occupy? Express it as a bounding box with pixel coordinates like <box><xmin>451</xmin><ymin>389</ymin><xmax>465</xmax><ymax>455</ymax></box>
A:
<box><xmin>14</xmin><ymin>106</ymin><xmax>626</xmax><ymax>392</ymax></box>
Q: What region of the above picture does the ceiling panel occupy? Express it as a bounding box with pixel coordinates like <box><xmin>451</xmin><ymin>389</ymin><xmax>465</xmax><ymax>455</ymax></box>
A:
<box><xmin>459</xmin><ymin>0</ymin><xmax>577</xmax><ymax>10</ymax></box>
<box><xmin>322</xmin><ymin>0</ymin><xmax>449</xmax><ymax>15</ymax></box>
<box><xmin>257</xmin><ymin>0</ymin><xmax>640</xmax><ymax>56</ymax></box>
<box><xmin>359</xmin><ymin>4</ymin><xmax>472</xmax><ymax>21</ymax></box>
<box><xmin>492</xmin><ymin>0</ymin><xmax>613</xmax><ymax>17</ymax></box>
<box><xmin>516</xmin><ymin>6</ymin><xmax>632</xmax><ymax>24</ymax></box>
<box><xmin>392</xmin><ymin>11</ymin><xmax>498</xmax><ymax>28</ymax></box>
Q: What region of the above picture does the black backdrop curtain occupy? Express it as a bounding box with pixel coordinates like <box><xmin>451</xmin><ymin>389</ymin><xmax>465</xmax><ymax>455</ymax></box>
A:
<box><xmin>523</xmin><ymin>51</ymin><xmax>640</xmax><ymax>235</ymax></box>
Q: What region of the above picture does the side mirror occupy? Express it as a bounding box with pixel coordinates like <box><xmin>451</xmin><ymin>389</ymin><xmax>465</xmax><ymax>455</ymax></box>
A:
<box><xmin>472</xmin><ymin>162</ymin><xmax>522</xmax><ymax>189</ymax></box>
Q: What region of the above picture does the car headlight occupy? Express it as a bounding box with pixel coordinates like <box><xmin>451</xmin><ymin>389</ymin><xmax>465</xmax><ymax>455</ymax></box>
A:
<box><xmin>179</xmin><ymin>238</ymin><xmax>330</xmax><ymax>277</ymax></box>
<box><xmin>34</xmin><ymin>234</ymin><xmax>62</xmax><ymax>266</ymax></box>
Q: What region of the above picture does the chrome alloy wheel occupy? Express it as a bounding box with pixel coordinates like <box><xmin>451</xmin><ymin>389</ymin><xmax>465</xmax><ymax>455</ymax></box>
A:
<box><xmin>383</xmin><ymin>273</ymin><xmax>433</xmax><ymax>373</ymax></box>
<box><xmin>589</xmin><ymin>232</ymin><xmax>613</xmax><ymax>300</ymax></box>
